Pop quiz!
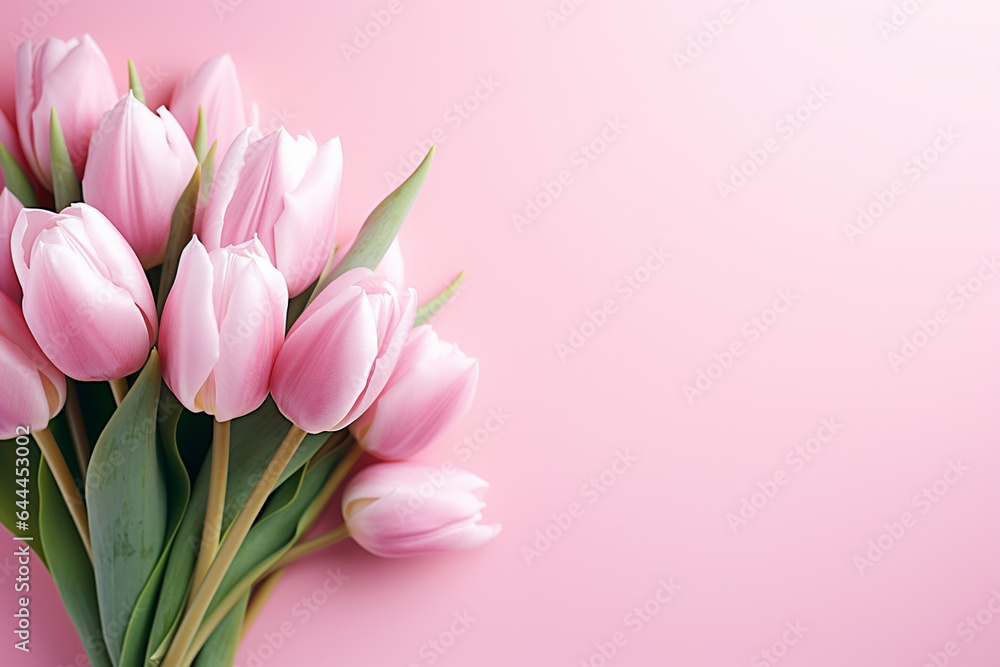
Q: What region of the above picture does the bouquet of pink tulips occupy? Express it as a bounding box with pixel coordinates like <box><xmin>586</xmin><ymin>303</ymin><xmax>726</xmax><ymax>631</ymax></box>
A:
<box><xmin>0</xmin><ymin>35</ymin><xmax>499</xmax><ymax>667</ymax></box>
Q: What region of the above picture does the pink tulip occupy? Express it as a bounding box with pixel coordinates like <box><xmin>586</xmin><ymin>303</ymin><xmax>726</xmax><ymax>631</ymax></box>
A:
<box><xmin>0</xmin><ymin>189</ymin><xmax>24</xmax><ymax>302</ymax></box>
<box><xmin>160</xmin><ymin>236</ymin><xmax>287</xmax><ymax>421</ymax></box>
<box><xmin>271</xmin><ymin>268</ymin><xmax>416</xmax><ymax>433</ymax></box>
<box><xmin>0</xmin><ymin>291</ymin><xmax>65</xmax><ymax>439</ymax></box>
<box><xmin>169</xmin><ymin>54</ymin><xmax>247</xmax><ymax>159</ymax></box>
<box><xmin>82</xmin><ymin>93</ymin><xmax>198</xmax><ymax>268</ymax></box>
<box><xmin>350</xmin><ymin>325</ymin><xmax>478</xmax><ymax>460</ymax></box>
<box><xmin>342</xmin><ymin>462</ymin><xmax>501</xmax><ymax>558</ymax></box>
<box><xmin>0</xmin><ymin>108</ymin><xmax>33</xmax><ymax>194</ymax></box>
<box><xmin>375</xmin><ymin>238</ymin><xmax>405</xmax><ymax>287</ymax></box>
<box><xmin>11</xmin><ymin>204</ymin><xmax>157</xmax><ymax>381</ymax></box>
<box><xmin>200</xmin><ymin>126</ymin><xmax>343</xmax><ymax>297</ymax></box>
<box><xmin>15</xmin><ymin>35</ymin><xmax>118</xmax><ymax>189</ymax></box>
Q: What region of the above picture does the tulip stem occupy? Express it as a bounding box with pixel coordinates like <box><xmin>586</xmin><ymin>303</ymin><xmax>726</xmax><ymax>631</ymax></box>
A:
<box><xmin>108</xmin><ymin>377</ymin><xmax>129</xmax><ymax>406</ymax></box>
<box><xmin>191</xmin><ymin>419</ymin><xmax>230</xmax><ymax>592</ymax></box>
<box><xmin>34</xmin><ymin>427</ymin><xmax>91</xmax><ymax>561</ymax></box>
<box><xmin>64</xmin><ymin>379</ymin><xmax>90</xmax><ymax>478</ymax></box>
<box><xmin>241</xmin><ymin>570</ymin><xmax>285</xmax><ymax>639</ymax></box>
<box><xmin>299</xmin><ymin>441</ymin><xmax>362</xmax><ymax>535</ymax></box>
<box><xmin>161</xmin><ymin>425</ymin><xmax>308</xmax><ymax>667</ymax></box>
<box><xmin>266</xmin><ymin>525</ymin><xmax>349</xmax><ymax>576</ymax></box>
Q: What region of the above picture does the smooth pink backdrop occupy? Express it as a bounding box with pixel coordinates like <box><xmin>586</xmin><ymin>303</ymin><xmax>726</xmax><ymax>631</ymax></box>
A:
<box><xmin>1</xmin><ymin>1</ymin><xmax>998</xmax><ymax>666</ymax></box>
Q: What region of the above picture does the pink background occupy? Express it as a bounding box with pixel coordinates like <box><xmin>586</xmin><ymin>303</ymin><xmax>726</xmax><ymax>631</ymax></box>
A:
<box><xmin>2</xmin><ymin>1</ymin><xmax>999</xmax><ymax>665</ymax></box>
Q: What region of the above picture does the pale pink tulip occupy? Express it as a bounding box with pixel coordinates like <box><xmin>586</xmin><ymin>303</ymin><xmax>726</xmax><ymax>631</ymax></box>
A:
<box><xmin>200</xmin><ymin>126</ymin><xmax>343</xmax><ymax>297</ymax></box>
<box><xmin>11</xmin><ymin>204</ymin><xmax>157</xmax><ymax>381</ymax></box>
<box><xmin>350</xmin><ymin>325</ymin><xmax>478</xmax><ymax>460</ymax></box>
<box><xmin>0</xmin><ymin>291</ymin><xmax>65</xmax><ymax>439</ymax></box>
<box><xmin>0</xmin><ymin>189</ymin><xmax>24</xmax><ymax>302</ymax></box>
<box><xmin>375</xmin><ymin>238</ymin><xmax>406</xmax><ymax>287</ymax></box>
<box><xmin>82</xmin><ymin>93</ymin><xmax>198</xmax><ymax>268</ymax></box>
<box><xmin>15</xmin><ymin>35</ymin><xmax>118</xmax><ymax>189</ymax></box>
<box><xmin>0</xmin><ymin>108</ymin><xmax>33</xmax><ymax>194</ymax></box>
<box><xmin>169</xmin><ymin>54</ymin><xmax>247</xmax><ymax>159</ymax></box>
<box><xmin>342</xmin><ymin>462</ymin><xmax>501</xmax><ymax>558</ymax></box>
<box><xmin>271</xmin><ymin>268</ymin><xmax>416</xmax><ymax>433</ymax></box>
<box><xmin>160</xmin><ymin>236</ymin><xmax>287</xmax><ymax>421</ymax></box>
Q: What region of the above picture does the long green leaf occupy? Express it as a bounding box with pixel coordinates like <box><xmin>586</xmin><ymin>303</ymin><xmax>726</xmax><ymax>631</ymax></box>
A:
<box><xmin>145</xmin><ymin>399</ymin><xmax>332</xmax><ymax>664</ymax></box>
<box><xmin>191</xmin><ymin>592</ymin><xmax>248</xmax><ymax>667</ymax></box>
<box><xmin>0</xmin><ymin>435</ymin><xmax>47</xmax><ymax>568</ymax></box>
<box><xmin>128</xmin><ymin>60</ymin><xmax>146</xmax><ymax>106</ymax></box>
<box><xmin>87</xmin><ymin>352</ymin><xmax>167</xmax><ymax>666</ymax></box>
<box><xmin>157</xmin><ymin>164</ymin><xmax>201</xmax><ymax>316</ymax></box>
<box><xmin>39</xmin><ymin>459</ymin><xmax>113</xmax><ymax>667</ymax></box>
<box><xmin>415</xmin><ymin>271</ymin><xmax>465</xmax><ymax>326</ymax></box>
<box><xmin>313</xmin><ymin>145</ymin><xmax>434</xmax><ymax>297</ymax></box>
<box><xmin>118</xmin><ymin>388</ymin><xmax>191</xmax><ymax>667</ymax></box>
<box><xmin>0</xmin><ymin>140</ymin><xmax>38</xmax><ymax>207</ymax></box>
<box><xmin>50</xmin><ymin>108</ymin><xmax>82</xmax><ymax>211</ymax></box>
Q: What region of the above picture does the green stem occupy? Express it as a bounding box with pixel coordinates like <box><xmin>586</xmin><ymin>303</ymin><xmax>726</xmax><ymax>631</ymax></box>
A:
<box><xmin>191</xmin><ymin>419</ymin><xmax>230</xmax><ymax>592</ymax></box>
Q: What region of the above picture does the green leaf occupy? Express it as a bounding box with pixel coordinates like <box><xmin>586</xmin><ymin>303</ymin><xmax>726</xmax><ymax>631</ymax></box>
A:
<box><xmin>191</xmin><ymin>592</ymin><xmax>248</xmax><ymax>667</ymax></box>
<box><xmin>0</xmin><ymin>140</ymin><xmax>38</xmax><ymax>207</ymax></box>
<box><xmin>156</xmin><ymin>163</ymin><xmax>201</xmax><ymax>316</ymax></box>
<box><xmin>0</xmin><ymin>435</ymin><xmax>47</xmax><ymax>568</ymax></box>
<box><xmin>128</xmin><ymin>60</ymin><xmax>146</xmax><ymax>106</ymax></box>
<box><xmin>117</xmin><ymin>388</ymin><xmax>191</xmax><ymax>667</ymax></box>
<box><xmin>86</xmin><ymin>352</ymin><xmax>167</xmax><ymax>665</ymax></box>
<box><xmin>50</xmin><ymin>108</ymin><xmax>82</xmax><ymax>211</ymax></box>
<box><xmin>193</xmin><ymin>107</ymin><xmax>208</xmax><ymax>163</ymax></box>
<box><xmin>39</xmin><ymin>459</ymin><xmax>113</xmax><ymax>667</ymax></box>
<box><xmin>187</xmin><ymin>445</ymin><xmax>348</xmax><ymax>662</ymax></box>
<box><xmin>199</xmin><ymin>141</ymin><xmax>217</xmax><ymax>203</ymax></box>
<box><xmin>415</xmin><ymin>271</ymin><xmax>465</xmax><ymax>326</ymax></box>
<box><xmin>145</xmin><ymin>399</ymin><xmax>332</xmax><ymax>664</ymax></box>
<box><xmin>313</xmin><ymin>145</ymin><xmax>435</xmax><ymax>296</ymax></box>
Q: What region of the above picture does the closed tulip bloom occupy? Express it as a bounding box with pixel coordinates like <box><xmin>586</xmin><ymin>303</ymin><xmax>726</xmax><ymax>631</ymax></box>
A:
<box><xmin>0</xmin><ymin>292</ymin><xmax>65</xmax><ymax>439</ymax></box>
<box><xmin>170</xmin><ymin>54</ymin><xmax>247</xmax><ymax>158</ymax></box>
<box><xmin>82</xmin><ymin>93</ymin><xmax>198</xmax><ymax>268</ymax></box>
<box><xmin>200</xmin><ymin>126</ymin><xmax>343</xmax><ymax>297</ymax></box>
<box><xmin>271</xmin><ymin>268</ymin><xmax>416</xmax><ymax>433</ymax></box>
<box><xmin>0</xmin><ymin>189</ymin><xmax>24</xmax><ymax>302</ymax></box>
<box><xmin>342</xmin><ymin>462</ymin><xmax>501</xmax><ymax>558</ymax></box>
<box><xmin>350</xmin><ymin>325</ymin><xmax>478</xmax><ymax>460</ymax></box>
<box><xmin>160</xmin><ymin>236</ymin><xmax>287</xmax><ymax>421</ymax></box>
<box><xmin>11</xmin><ymin>204</ymin><xmax>157</xmax><ymax>381</ymax></box>
<box><xmin>15</xmin><ymin>35</ymin><xmax>118</xmax><ymax>189</ymax></box>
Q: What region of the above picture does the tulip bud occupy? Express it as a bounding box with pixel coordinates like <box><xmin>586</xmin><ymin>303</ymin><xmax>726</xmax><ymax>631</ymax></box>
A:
<box><xmin>82</xmin><ymin>93</ymin><xmax>198</xmax><ymax>268</ymax></box>
<box><xmin>15</xmin><ymin>35</ymin><xmax>118</xmax><ymax>189</ymax></box>
<box><xmin>271</xmin><ymin>268</ymin><xmax>416</xmax><ymax>433</ymax></box>
<box><xmin>169</xmin><ymin>54</ymin><xmax>248</xmax><ymax>159</ymax></box>
<box><xmin>0</xmin><ymin>291</ymin><xmax>66</xmax><ymax>439</ymax></box>
<box><xmin>200</xmin><ymin>126</ymin><xmax>343</xmax><ymax>297</ymax></box>
<box><xmin>350</xmin><ymin>325</ymin><xmax>478</xmax><ymax>460</ymax></box>
<box><xmin>375</xmin><ymin>238</ymin><xmax>405</xmax><ymax>287</ymax></box>
<box><xmin>160</xmin><ymin>236</ymin><xmax>288</xmax><ymax>421</ymax></box>
<box><xmin>10</xmin><ymin>204</ymin><xmax>157</xmax><ymax>381</ymax></box>
<box><xmin>0</xmin><ymin>189</ymin><xmax>24</xmax><ymax>302</ymax></box>
<box><xmin>342</xmin><ymin>462</ymin><xmax>501</xmax><ymax>558</ymax></box>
